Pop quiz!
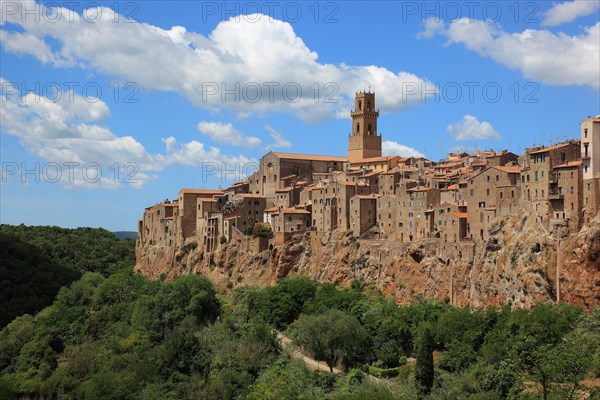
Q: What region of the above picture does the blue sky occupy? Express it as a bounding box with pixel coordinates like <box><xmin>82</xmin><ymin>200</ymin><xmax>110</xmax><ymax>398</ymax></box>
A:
<box><xmin>1</xmin><ymin>0</ymin><xmax>599</xmax><ymax>231</ymax></box>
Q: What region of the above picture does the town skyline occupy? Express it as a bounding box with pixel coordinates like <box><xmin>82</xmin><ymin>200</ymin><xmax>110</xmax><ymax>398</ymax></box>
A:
<box><xmin>1</xmin><ymin>0</ymin><xmax>599</xmax><ymax>230</ymax></box>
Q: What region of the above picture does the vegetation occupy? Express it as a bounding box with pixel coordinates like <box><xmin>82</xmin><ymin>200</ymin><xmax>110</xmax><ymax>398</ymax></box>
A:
<box><xmin>0</xmin><ymin>224</ymin><xmax>135</xmax><ymax>327</ymax></box>
<box><xmin>415</xmin><ymin>323</ymin><xmax>434</xmax><ymax>398</ymax></box>
<box><xmin>1</xmin><ymin>225</ymin><xmax>598</xmax><ymax>399</ymax></box>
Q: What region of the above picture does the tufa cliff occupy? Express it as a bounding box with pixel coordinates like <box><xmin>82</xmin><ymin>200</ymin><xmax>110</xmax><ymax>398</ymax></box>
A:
<box><xmin>135</xmin><ymin>212</ymin><xmax>600</xmax><ymax>310</ymax></box>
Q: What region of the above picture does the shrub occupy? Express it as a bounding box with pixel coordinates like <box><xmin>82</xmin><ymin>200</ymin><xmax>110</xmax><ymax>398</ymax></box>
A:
<box><xmin>220</xmin><ymin>236</ymin><xmax>227</xmax><ymax>245</ymax></box>
<box><xmin>367</xmin><ymin>365</ymin><xmax>401</xmax><ymax>378</ymax></box>
<box><xmin>253</xmin><ymin>224</ymin><xmax>272</xmax><ymax>238</ymax></box>
<box><xmin>531</xmin><ymin>243</ymin><xmax>541</xmax><ymax>253</ymax></box>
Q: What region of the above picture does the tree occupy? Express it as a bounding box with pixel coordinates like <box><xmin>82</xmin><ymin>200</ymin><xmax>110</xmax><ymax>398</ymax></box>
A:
<box><xmin>291</xmin><ymin>309</ymin><xmax>368</xmax><ymax>372</ymax></box>
<box><xmin>415</xmin><ymin>322</ymin><xmax>434</xmax><ymax>398</ymax></box>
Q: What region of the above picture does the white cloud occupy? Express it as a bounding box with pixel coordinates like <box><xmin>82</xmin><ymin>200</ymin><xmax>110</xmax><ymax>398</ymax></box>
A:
<box><xmin>0</xmin><ymin>1</ymin><xmax>436</xmax><ymax>123</ymax></box>
<box><xmin>421</xmin><ymin>17</ymin><xmax>600</xmax><ymax>89</ymax></box>
<box><xmin>265</xmin><ymin>125</ymin><xmax>292</xmax><ymax>149</ymax></box>
<box><xmin>446</xmin><ymin>115</ymin><xmax>501</xmax><ymax>141</ymax></box>
<box><xmin>197</xmin><ymin>121</ymin><xmax>262</xmax><ymax>148</ymax></box>
<box><xmin>542</xmin><ymin>0</ymin><xmax>600</xmax><ymax>26</ymax></box>
<box><xmin>382</xmin><ymin>141</ymin><xmax>425</xmax><ymax>158</ymax></box>
<box><xmin>0</xmin><ymin>84</ymin><xmax>255</xmax><ymax>189</ymax></box>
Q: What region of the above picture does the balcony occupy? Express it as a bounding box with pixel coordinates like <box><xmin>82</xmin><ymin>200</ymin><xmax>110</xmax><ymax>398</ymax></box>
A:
<box><xmin>548</xmin><ymin>192</ymin><xmax>564</xmax><ymax>201</ymax></box>
<box><xmin>550</xmin><ymin>218</ymin><xmax>569</xmax><ymax>227</ymax></box>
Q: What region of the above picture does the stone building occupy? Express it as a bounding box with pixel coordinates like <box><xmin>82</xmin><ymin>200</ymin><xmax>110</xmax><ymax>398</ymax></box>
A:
<box><xmin>347</xmin><ymin>91</ymin><xmax>382</xmax><ymax>163</ymax></box>
<box><xmin>582</xmin><ymin>116</ymin><xmax>600</xmax><ymax>223</ymax></box>
<box><xmin>349</xmin><ymin>194</ymin><xmax>379</xmax><ymax>236</ymax></box>
<box><xmin>520</xmin><ymin>141</ymin><xmax>581</xmax><ymax>229</ymax></box>
<box><xmin>248</xmin><ymin>152</ymin><xmax>347</xmax><ymax>200</ymax></box>
<box><xmin>139</xmin><ymin>91</ymin><xmax>597</xmax><ymax>254</ymax></box>
<box><xmin>467</xmin><ymin>166</ymin><xmax>521</xmax><ymax>241</ymax></box>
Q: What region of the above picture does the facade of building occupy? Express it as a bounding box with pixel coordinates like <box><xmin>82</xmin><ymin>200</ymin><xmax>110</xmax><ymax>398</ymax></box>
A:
<box><xmin>138</xmin><ymin>94</ymin><xmax>599</xmax><ymax>254</ymax></box>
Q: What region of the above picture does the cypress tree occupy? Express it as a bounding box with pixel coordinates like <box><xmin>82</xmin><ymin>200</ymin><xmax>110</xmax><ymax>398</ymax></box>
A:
<box><xmin>415</xmin><ymin>322</ymin><xmax>434</xmax><ymax>398</ymax></box>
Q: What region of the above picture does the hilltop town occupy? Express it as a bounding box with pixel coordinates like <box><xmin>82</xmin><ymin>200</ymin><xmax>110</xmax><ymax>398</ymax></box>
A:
<box><xmin>138</xmin><ymin>92</ymin><xmax>599</xmax><ymax>254</ymax></box>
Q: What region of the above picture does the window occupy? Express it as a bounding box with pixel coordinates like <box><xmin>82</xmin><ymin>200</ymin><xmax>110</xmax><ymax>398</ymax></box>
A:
<box><xmin>496</xmin><ymin>175</ymin><xmax>499</xmax><ymax>181</ymax></box>
<box><xmin>560</xmin><ymin>152</ymin><xmax>566</xmax><ymax>162</ymax></box>
<box><xmin>487</xmin><ymin>176</ymin><xmax>490</xmax><ymax>182</ymax></box>
<box><xmin>571</xmin><ymin>186</ymin><xmax>574</xmax><ymax>194</ymax></box>
<box><xmin>500</xmin><ymin>192</ymin><xmax>503</xmax><ymax>199</ymax></box>
<box><xmin>470</xmin><ymin>189</ymin><xmax>474</xmax><ymax>196</ymax></box>
<box><xmin>584</xmin><ymin>128</ymin><xmax>588</xmax><ymax>138</ymax></box>
<box><xmin>479</xmin><ymin>201</ymin><xmax>486</xmax><ymax>208</ymax></box>
<box><xmin>535</xmin><ymin>171</ymin><xmax>538</xmax><ymax>182</ymax></box>
<box><xmin>511</xmin><ymin>190</ymin><xmax>514</xmax><ymax>198</ymax></box>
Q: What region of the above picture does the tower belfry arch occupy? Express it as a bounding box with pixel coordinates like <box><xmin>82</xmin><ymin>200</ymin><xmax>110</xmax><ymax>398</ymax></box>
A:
<box><xmin>348</xmin><ymin>91</ymin><xmax>382</xmax><ymax>163</ymax></box>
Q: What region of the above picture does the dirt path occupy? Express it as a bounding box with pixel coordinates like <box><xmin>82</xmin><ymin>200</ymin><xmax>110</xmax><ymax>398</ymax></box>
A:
<box><xmin>276</xmin><ymin>332</ymin><xmax>345</xmax><ymax>375</ymax></box>
<box><xmin>276</xmin><ymin>331</ymin><xmax>416</xmax><ymax>385</ymax></box>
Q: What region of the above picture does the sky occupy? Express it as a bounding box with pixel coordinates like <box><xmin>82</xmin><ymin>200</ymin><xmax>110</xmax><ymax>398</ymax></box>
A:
<box><xmin>0</xmin><ymin>0</ymin><xmax>599</xmax><ymax>231</ymax></box>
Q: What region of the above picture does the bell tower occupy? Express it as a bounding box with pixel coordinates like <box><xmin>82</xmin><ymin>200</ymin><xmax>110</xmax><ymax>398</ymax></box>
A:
<box><xmin>348</xmin><ymin>91</ymin><xmax>381</xmax><ymax>163</ymax></box>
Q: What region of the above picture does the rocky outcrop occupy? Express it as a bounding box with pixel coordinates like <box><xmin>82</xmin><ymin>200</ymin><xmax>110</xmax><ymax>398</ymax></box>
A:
<box><xmin>135</xmin><ymin>214</ymin><xmax>600</xmax><ymax>310</ymax></box>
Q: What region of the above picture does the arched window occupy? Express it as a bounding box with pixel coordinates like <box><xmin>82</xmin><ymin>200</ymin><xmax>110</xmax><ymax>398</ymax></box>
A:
<box><xmin>367</xmin><ymin>101</ymin><xmax>371</xmax><ymax>111</ymax></box>
<box><xmin>358</xmin><ymin>100</ymin><xmax>362</xmax><ymax>111</ymax></box>
<box><xmin>356</xmin><ymin>123</ymin><xmax>360</xmax><ymax>134</ymax></box>
<box><xmin>367</xmin><ymin>124</ymin><xmax>372</xmax><ymax>135</ymax></box>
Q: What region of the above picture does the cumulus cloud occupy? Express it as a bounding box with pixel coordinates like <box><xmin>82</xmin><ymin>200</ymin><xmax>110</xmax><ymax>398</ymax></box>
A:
<box><xmin>421</xmin><ymin>17</ymin><xmax>600</xmax><ymax>89</ymax></box>
<box><xmin>0</xmin><ymin>84</ymin><xmax>255</xmax><ymax>189</ymax></box>
<box><xmin>197</xmin><ymin>121</ymin><xmax>262</xmax><ymax>148</ymax></box>
<box><xmin>446</xmin><ymin>115</ymin><xmax>501</xmax><ymax>141</ymax></box>
<box><xmin>265</xmin><ymin>125</ymin><xmax>293</xmax><ymax>149</ymax></box>
<box><xmin>542</xmin><ymin>0</ymin><xmax>600</xmax><ymax>26</ymax></box>
<box><xmin>382</xmin><ymin>141</ymin><xmax>425</xmax><ymax>158</ymax></box>
<box><xmin>0</xmin><ymin>1</ymin><xmax>436</xmax><ymax>123</ymax></box>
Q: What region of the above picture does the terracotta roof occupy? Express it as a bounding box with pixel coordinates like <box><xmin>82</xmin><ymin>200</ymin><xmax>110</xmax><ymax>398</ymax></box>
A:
<box><xmin>354</xmin><ymin>194</ymin><xmax>380</xmax><ymax>199</ymax></box>
<box><xmin>351</xmin><ymin>156</ymin><xmax>399</xmax><ymax>164</ymax></box>
<box><xmin>484</xmin><ymin>207</ymin><xmax>497</xmax><ymax>211</ymax></box>
<box><xmin>179</xmin><ymin>189</ymin><xmax>224</xmax><ymax>195</ymax></box>
<box><xmin>494</xmin><ymin>166</ymin><xmax>522</xmax><ymax>174</ymax></box>
<box><xmin>282</xmin><ymin>208</ymin><xmax>311</xmax><ymax>215</ymax></box>
<box><xmin>554</xmin><ymin>160</ymin><xmax>582</xmax><ymax>169</ymax></box>
<box><xmin>529</xmin><ymin>142</ymin><xmax>573</xmax><ymax>155</ymax></box>
<box><xmin>408</xmin><ymin>186</ymin><xmax>433</xmax><ymax>192</ymax></box>
<box><xmin>271</xmin><ymin>152</ymin><xmax>347</xmax><ymax>162</ymax></box>
<box><xmin>237</xmin><ymin>193</ymin><xmax>267</xmax><ymax>198</ymax></box>
<box><xmin>281</xmin><ymin>174</ymin><xmax>297</xmax><ymax>180</ymax></box>
<box><xmin>275</xmin><ymin>187</ymin><xmax>294</xmax><ymax>193</ymax></box>
<box><xmin>363</xmin><ymin>171</ymin><xmax>382</xmax><ymax>177</ymax></box>
<box><xmin>446</xmin><ymin>184</ymin><xmax>459</xmax><ymax>190</ymax></box>
<box><xmin>450</xmin><ymin>212</ymin><xmax>467</xmax><ymax>219</ymax></box>
<box><xmin>265</xmin><ymin>207</ymin><xmax>278</xmax><ymax>212</ymax></box>
<box><xmin>335</xmin><ymin>181</ymin><xmax>368</xmax><ymax>187</ymax></box>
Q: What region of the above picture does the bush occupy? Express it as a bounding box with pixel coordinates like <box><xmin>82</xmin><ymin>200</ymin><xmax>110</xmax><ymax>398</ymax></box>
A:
<box><xmin>367</xmin><ymin>365</ymin><xmax>401</xmax><ymax>378</ymax></box>
<box><xmin>252</xmin><ymin>224</ymin><xmax>272</xmax><ymax>238</ymax></box>
<box><xmin>531</xmin><ymin>243</ymin><xmax>541</xmax><ymax>253</ymax></box>
<box><xmin>220</xmin><ymin>236</ymin><xmax>227</xmax><ymax>245</ymax></box>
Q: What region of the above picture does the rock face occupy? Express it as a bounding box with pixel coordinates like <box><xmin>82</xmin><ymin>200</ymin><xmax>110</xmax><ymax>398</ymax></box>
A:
<box><xmin>135</xmin><ymin>213</ymin><xmax>600</xmax><ymax>310</ymax></box>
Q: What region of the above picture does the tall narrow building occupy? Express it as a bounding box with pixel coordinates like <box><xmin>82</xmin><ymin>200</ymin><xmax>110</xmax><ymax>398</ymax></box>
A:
<box><xmin>348</xmin><ymin>91</ymin><xmax>381</xmax><ymax>163</ymax></box>
<box><xmin>581</xmin><ymin>115</ymin><xmax>600</xmax><ymax>222</ymax></box>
